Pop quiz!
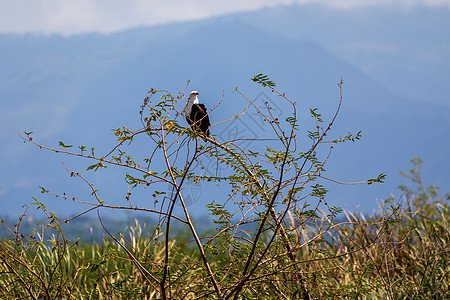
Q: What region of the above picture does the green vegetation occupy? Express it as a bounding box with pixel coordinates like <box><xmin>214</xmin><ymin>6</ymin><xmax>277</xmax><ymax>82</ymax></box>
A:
<box><xmin>1</xmin><ymin>76</ymin><xmax>448</xmax><ymax>299</ymax></box>
<box><xmin>1</xmin><ymin>167</ymin><xmax>448</xmax><ymax>299</ymax></box>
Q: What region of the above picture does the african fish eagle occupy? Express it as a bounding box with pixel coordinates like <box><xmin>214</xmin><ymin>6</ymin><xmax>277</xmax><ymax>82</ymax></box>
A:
<box><xmin>184</xmin><ymin>91</ymin><xmax>211</xmax><ymax>137</ymax></box>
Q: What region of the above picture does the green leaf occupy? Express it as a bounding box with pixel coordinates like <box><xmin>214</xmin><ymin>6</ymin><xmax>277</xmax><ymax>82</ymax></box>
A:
<box><xmin>251</xmin><ymin>73</ymin><xmax>277</xmax><ymax>87</ymax></box>
<box><xmin>309</xmin><ymin>108</ymin><xmax>323</xmax><ymax>122</ymax></box>
<box><xmin>86</xmin><ymin>162</ymin><xmax>107</xmax><ymax>171</ymax></box>
<box><xmin>367</xmin><ymin>173</ymin><xmax>386</xmax><ymax>184</ymax></box>
<box><xmin>59</xmin><ymin>141</ymin><xmax>73</xmax><ymax>149</ymax></box>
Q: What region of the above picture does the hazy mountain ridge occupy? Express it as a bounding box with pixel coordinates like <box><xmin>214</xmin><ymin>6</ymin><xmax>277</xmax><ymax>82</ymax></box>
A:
<box><xmin>239</xmin><ymin>4</ymin><xmax>450</xmax><ymax>107</ymax></box>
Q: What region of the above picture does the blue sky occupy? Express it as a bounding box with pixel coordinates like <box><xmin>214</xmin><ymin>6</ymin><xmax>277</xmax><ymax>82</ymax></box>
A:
<box><xmin>1</xmin><ymin>0</ymin><xmax>449</xmax><ymax>35</ymax></box>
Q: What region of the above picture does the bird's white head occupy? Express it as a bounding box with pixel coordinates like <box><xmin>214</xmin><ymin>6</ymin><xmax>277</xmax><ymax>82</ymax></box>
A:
<box><xmin>184</xmin><ymin>91</ymin><xmax>199</xmax><ymax>114</ymax></box>
<box><xmin>188</xmin><ymin>91</ymin><xmax>199</xmax><ymax>104</ymax></box>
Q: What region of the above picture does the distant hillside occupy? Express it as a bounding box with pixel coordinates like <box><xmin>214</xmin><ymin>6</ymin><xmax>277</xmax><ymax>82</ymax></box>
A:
<box><xmin>240</xmin><ymin>4</ymin><xmax>450</xmax><ymax>107</ymax></box>
<box><xmin>0</xmin><ymin>4</ymin><xmax>448</xmax><ymax>219</ymax></box>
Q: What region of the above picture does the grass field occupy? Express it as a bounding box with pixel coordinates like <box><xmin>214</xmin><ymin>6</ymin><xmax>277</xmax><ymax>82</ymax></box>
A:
<box><xmin>1</xmin><ymin>172</ymin><xmax>448</xmax><ymax>299</ymax></box>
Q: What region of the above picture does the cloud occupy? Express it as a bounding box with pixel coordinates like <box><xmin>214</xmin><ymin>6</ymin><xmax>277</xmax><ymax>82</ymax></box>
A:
<box><xmin>0</xmin><ymin>0</ymin><xmax>449</xmax><ymax>35</ymax></box>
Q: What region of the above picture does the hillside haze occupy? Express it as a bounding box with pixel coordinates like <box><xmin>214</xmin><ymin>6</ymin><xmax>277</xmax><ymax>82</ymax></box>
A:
<box><xmin>0</xmin><ymin>4</ymin><xmax>449</xmax><ymax>219</ymax></box>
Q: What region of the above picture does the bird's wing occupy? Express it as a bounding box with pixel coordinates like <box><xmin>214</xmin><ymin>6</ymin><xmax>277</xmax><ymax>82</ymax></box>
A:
<box><xmin>196</xmin><ymin>104</ymin><xmax>211</xmax><ymax>126</ymax></box>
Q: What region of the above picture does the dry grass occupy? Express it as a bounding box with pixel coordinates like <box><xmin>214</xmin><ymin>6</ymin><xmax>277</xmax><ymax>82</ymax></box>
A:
<box><xmin>1</xmin><ymin>177</ymin><xmax>448</xmax><ymax>299</ymax></box>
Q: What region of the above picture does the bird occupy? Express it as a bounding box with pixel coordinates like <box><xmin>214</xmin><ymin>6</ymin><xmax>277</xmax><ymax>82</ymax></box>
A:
<box><xmin>183</xmin><ymin>91</ymin><xmax>211</xmax><ymax>137</ymax></box>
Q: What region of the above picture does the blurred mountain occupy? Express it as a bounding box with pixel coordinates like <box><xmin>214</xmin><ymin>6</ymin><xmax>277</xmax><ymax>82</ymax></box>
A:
<box><xmin>241</xmin><ymin>4</ymin><xmax>450</xmax><ymax>107</ymax></box>
<box><xmin>0</xmin><ymin>4</ymin><xmax>448</xmax><ymax>220</ymax></box>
